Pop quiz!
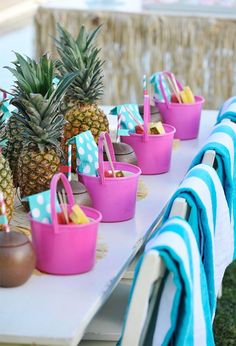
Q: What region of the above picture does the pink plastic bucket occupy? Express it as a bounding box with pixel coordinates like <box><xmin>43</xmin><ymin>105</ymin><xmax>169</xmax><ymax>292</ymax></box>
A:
<box><xmin>154</xmin><ymin>71</ymin><xmax>205</xmax><ymax>140</ymax></box>
<box><xmin>78</xmin><ymin>132</ymin><xmax>141</xmax><ymax>222</ymax></box>
<box><xmin>30</xmin><ymin>173</ymin><xmax>102</xmax><ymax>275</ymax></box>
<box><xmin>121</xmin><ymin>94</ymin><xmax>176</xmax><ymax>175</ymax></box>
<box><xmin>122</xmin><ymin>123</ymin><xmax>175</xmax><ymax>175</ymax></box>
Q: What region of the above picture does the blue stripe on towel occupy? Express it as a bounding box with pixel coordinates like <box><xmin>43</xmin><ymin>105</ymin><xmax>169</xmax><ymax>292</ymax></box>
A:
<box><xmin>187</xmin><ymin>168</ymin><xmax>217</xmax><ymax>230</ymax></box>
<box><xmin>157</xmin><ymin>220</ymin><xmax>194</xmax><ymax>346</ymax></box>
<box><xmin>156</xmin><ymin>251</ymin><xmax>185</xmax><ymax>345</ymax></box>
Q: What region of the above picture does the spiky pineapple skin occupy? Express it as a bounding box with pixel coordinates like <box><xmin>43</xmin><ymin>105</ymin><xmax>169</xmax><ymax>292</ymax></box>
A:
<box><xmin>5</xmin><ymin>115</ymin><xmax>23</xmax><ymax>187</ymax></box>
<box><xmin>61</xmin><ymin>100</ymin><xmax>109</xmax><ymax>170</ymax></box>
<box><xmin>0</xmin><ymin>152</ymin><xmax>14</xmax><ymax>228</ymax></box>
<box><xmin>18</xmin><ymin>146</ymin><xmax>61</xmax><ymax>199</ymax></box>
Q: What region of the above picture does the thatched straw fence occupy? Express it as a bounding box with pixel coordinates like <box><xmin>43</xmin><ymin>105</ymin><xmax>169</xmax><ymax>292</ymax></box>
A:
<box><xmin>35</xmin><ymin>6</ymin><xmax>236</xmax><ymax>109</ymax></box>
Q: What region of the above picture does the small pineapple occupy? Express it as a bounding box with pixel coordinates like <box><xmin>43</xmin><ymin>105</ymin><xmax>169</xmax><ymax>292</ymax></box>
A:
<box><xmin>55</xmin><ymin>24</ymin><xmax>109</xmax><ymax>170</ymax></box>
<box><xmin>0</xmin><ymin>148</ymin><xmax>14</xmax><ymax>229</ymax></box>
<box><xmin>4</xmin><ymin>53</ymin><xmax>56</xmax><ymax>187</ymax></box>
<box><xmin>0</xmin><ymin>102</ymin><xmax>15</xmax><ymax>228</ymax></box>
<box><xmin>6</xmin><ymin>59</ymin><xmax>78</xmax><ymax>201</ymax></box>
<box><xmin>3</xmin><ymin>114</ymin><xmax>23</xmax><ymax>186</ymax></box>
<box><xmin>0</xmin><ymin>103</ymin><xmax>6</xmax><ymax>149</ymax></box>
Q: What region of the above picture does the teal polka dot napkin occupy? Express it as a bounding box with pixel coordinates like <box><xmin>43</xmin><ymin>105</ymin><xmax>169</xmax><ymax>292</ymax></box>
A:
<box><xmin>110</xmin><ymin>104</ymin><xmax>143</xmax><ymax>135</ymax></box>
<box><xmin>27</xmin><ymin>190</ymin><xmax>61</xmax><ymax>224</ymax></box>
<box><xmin>150</xmin><ymin>71</ymin><xmax>171</xmax><ymax>101</ymax></box>
<box><xmin>68</xmin><ymin>130</ymin><xmax>98</xmax><ymax>176</ymax></box>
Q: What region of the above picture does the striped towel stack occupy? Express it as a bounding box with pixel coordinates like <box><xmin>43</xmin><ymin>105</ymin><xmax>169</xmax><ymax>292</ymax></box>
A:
<box><xmin>217</xmin><ymin>96</ymin><xmax>236</xmax><ymax>123</ymax></box>
<box><xmin>119</xmin><ymin>217</ymin><xmax>214</xmax><ymax>346</ymax></box>
<box><xmin>190</xmin><ymin>121</ymin><xmax>236</xmax><ymax>259</ymax></box>
<box><xmin>162</xmin><ymin>164</ymin><xmax>232</xmax><ymax>316</ymax></box>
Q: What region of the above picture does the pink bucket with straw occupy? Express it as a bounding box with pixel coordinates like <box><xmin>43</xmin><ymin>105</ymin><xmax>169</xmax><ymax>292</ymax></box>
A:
<box><xmin>154</xmin><ymin>71</ymin><xmax>205</xmax><ymax>140</ymax></box>
<box><xmin>30</xmin><ymin>173</ymin><xmax>102</xmax><ymax>275</ymax></box>
<box><xmin>78</xmin><ymin>132</ymin><xmax>141</xmax><ymax>222</ymax></box>
<box><xmin>121</xmin><ymin>95</ymin><xmax>176</xmax><ymax>175</ymax></box>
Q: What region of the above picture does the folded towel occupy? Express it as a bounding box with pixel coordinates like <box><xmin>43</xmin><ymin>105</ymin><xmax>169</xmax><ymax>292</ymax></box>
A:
<box><xmin>217</xmin><ymin>98</ymin><xmax>236</xmax><ymax>123</ymax></box>
<box><xmin>162</xmin><ymin>164</ymin><xmax>232</xmax><ymax>316</ymax></box>
<box><xmin>218</xmin><ymin>96</ymin><xmax>236</xmax><ymax>118</ymax></box>
<box><xmin>119</xmin><ymin>217</ymin><xmax>214</xmax><ymax>346</ymax></box>
<box><xmin>190</xmin><ymin>121</ymin><xmax>236</xmax><ymax>259</ymax></box>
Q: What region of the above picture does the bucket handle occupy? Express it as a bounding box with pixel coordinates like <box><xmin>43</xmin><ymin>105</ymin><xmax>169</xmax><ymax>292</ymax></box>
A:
<box><xmin>98</xmin><ymin>132</ymin><xmax>116</xmax><ymax>185</ymax></box>
<box><xmin>143</xmin><ymin>94</ymin><xmax>150</xmax><ymax>142</ymax></box>
<box><xmin>158</xmin><ymin>71</ymin><xmax>183</xmax><ymax>109</ymax></box>
<box><xmin>50</xmin><ymin>173</ymin><xmax>75</xmax><ymax>233</ymax></box>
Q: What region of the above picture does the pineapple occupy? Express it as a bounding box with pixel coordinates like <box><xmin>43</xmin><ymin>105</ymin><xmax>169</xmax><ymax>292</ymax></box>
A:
<box><xmin>0</xmin><ymin>148</ymin><xmax>14</xmax><ymax>229</ymax></box>
<box><xmin>3</xmin><ymin>114</ymin><xmax>23</xmax><ymax>186</ymax></box>
<box><xmin>6</xmin><ymin>58</ymin><xmax>78</xmax><ymax>202</ymax></box>
<box><xmin>4</xmin><ymin>53</ymin><xmax>56</xmax><ymax>187</ymax></box>
<box><xmin>55</xmin><ymin>24</ymin><xmax>109</xmax><ymax>170</ymax></box>
<box><xmin>0</xmin><ymin>109</ymin><xmax>14</xmax><ymax>227</ymax></box>
<box><xmin>0</xmin><ymin>103</ymin><xmax>6</xmax><ymax>149</ymax></box>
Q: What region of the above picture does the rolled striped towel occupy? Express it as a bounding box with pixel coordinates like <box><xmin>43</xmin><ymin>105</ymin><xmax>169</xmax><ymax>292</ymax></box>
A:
<box><xmin>162</xmin><ymin>164</ymin><xmax>232</xmax><ymax>316</ymax></box>
<box><xmin>119</xmin><ymin>217</ymin><xmax>214</xmax><ymax>346</ymax></box>
<box><xmin>190</xmin><ymin>121</ymin><xmax>236</xmax><ymax>259</ymax></box>
<box><xmin>217</xmin><ymin>96</ymin><xmax>236</xmax><ymax>123</ymax></box>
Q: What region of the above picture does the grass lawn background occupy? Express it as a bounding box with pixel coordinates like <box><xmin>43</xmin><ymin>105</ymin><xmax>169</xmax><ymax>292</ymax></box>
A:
<box><xmin>214</xmin><ymin>261</ymin><xmax>236</xmax><ymax>345</ymax></box>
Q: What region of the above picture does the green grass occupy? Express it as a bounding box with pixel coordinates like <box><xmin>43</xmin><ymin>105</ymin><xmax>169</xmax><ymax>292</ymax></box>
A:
<box><xmin>214</xmin><ymin>261</ymin><xmax>236</xmax><ymax>345</ymax></box>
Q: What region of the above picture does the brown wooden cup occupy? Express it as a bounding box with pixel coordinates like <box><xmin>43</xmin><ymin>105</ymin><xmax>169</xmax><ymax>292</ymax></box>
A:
<box><xmin>0</xmin><ymin>231</ymin><xmax>36</xmax><ymax>287</ymax></box>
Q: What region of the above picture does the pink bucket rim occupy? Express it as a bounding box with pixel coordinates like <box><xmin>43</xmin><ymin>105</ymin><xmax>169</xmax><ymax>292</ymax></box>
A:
<box><xmin>78</xmin><ymin>161</ymin><xmax>141</xmax><ymax>181</ymax></box>
<box><xmin>29</xmin><ymin>205</ymin><xmax>102</xmax><ymax>230</ymax></box>
<box><xmin>127</xmin><ymin>123</ymin><xmax>176</xmax><ymax>138</ymax></box>
<box><xmin>155</xmin><ymin>95</ymin><xmax>205</xmax><ymax>107</ymax></box>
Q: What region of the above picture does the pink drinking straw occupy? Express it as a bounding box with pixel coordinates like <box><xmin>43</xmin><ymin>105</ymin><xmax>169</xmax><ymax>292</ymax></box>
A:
<box><xmin>125</xmin><ymin>106</ymin><xmax>144</xmax><ymax>132</ymax></box>
<box><xmin>144</xmin><ymin>94</ymin><xmax>151</xmax><ymax>124</ymax></box>
<box><xmin>0</xmin><ymin>191</ymin><xmax>10</xmax><ymax>232</ymax></box>
<box><xmin>0</xmin><ymin>88</ymin><xmax>7</xmax><ymax>99</ymax></box>
<box><xmin>143</xmin><ymin>75</ymin><xmax>147</xmax><ymax>96</ymax></box>
<box><xmin>116</xmin><ymin>113</ymin><xmax>122</xmax><ymax>142</ymax></box>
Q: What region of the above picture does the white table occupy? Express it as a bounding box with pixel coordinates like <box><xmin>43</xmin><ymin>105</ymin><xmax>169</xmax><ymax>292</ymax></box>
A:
<box><xmin>0</xmin><ymin>110</ymin><xmax>217</xmax><ymax>346</ymax></box>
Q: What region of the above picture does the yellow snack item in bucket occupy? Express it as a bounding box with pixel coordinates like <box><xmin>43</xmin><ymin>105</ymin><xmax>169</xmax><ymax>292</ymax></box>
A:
<box><xmin>184</xmin><ymin>86</ymin><xmax>195</xmax><ymax>103</ymax></box>
<box><xmin>180</xmin><ymin>86</ymin><xmax>195</xmax><ymax>104</ymax></box>
<box><xmin>149</xmin><ymin>121</ymin><xmax>166</xmax><ymax>135</ymax></box>
<box><xmin>180</xmin><ymin>90</ymin><xmax>188</xmax><ymax>103</ymax></box>
<box><xmin>70</xmin><ymin>204</ymin><xmax>90</xmax><ymax>224</ymax></box>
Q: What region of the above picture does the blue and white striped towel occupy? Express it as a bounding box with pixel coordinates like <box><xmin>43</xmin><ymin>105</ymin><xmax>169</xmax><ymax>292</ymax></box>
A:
<box><xmin>190</xmin><ymin>121</ymin><xmax>236</xmax><ymax>259</ymax></box>
<box><xmin>218</xmin><ymin>96</ymin><xmax>236</xmax><ymax>117</ymax></box>
<box><xmin>217</xmin><ymin>96</ymin><xmax>236</xmax><ymax>123</ymax></box>
<box><xmin>162</xmin><ymin>164</ymin><xmax>232</xmax><ymax>316</ymax></box>
<box><xmin>119</xmin><ymin>217</ymin><xmax>214</xmax><ymax>346</ymax></box>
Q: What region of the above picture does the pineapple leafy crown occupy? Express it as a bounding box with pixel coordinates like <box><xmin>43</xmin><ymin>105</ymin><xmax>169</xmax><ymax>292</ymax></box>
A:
<box><xmin>55</xmin><ymin>24</ymin><xmax>104</xmax><ymax>104</ymax></box>
<box><xmin>5</xmin><ymin>53</ymin><xmax>55</xmax><ymax>98</ymax></box>
<box><xmin>6</xmin><ymin>53</ymin><xmax>79</xmax><ymax>153</ymax></box>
